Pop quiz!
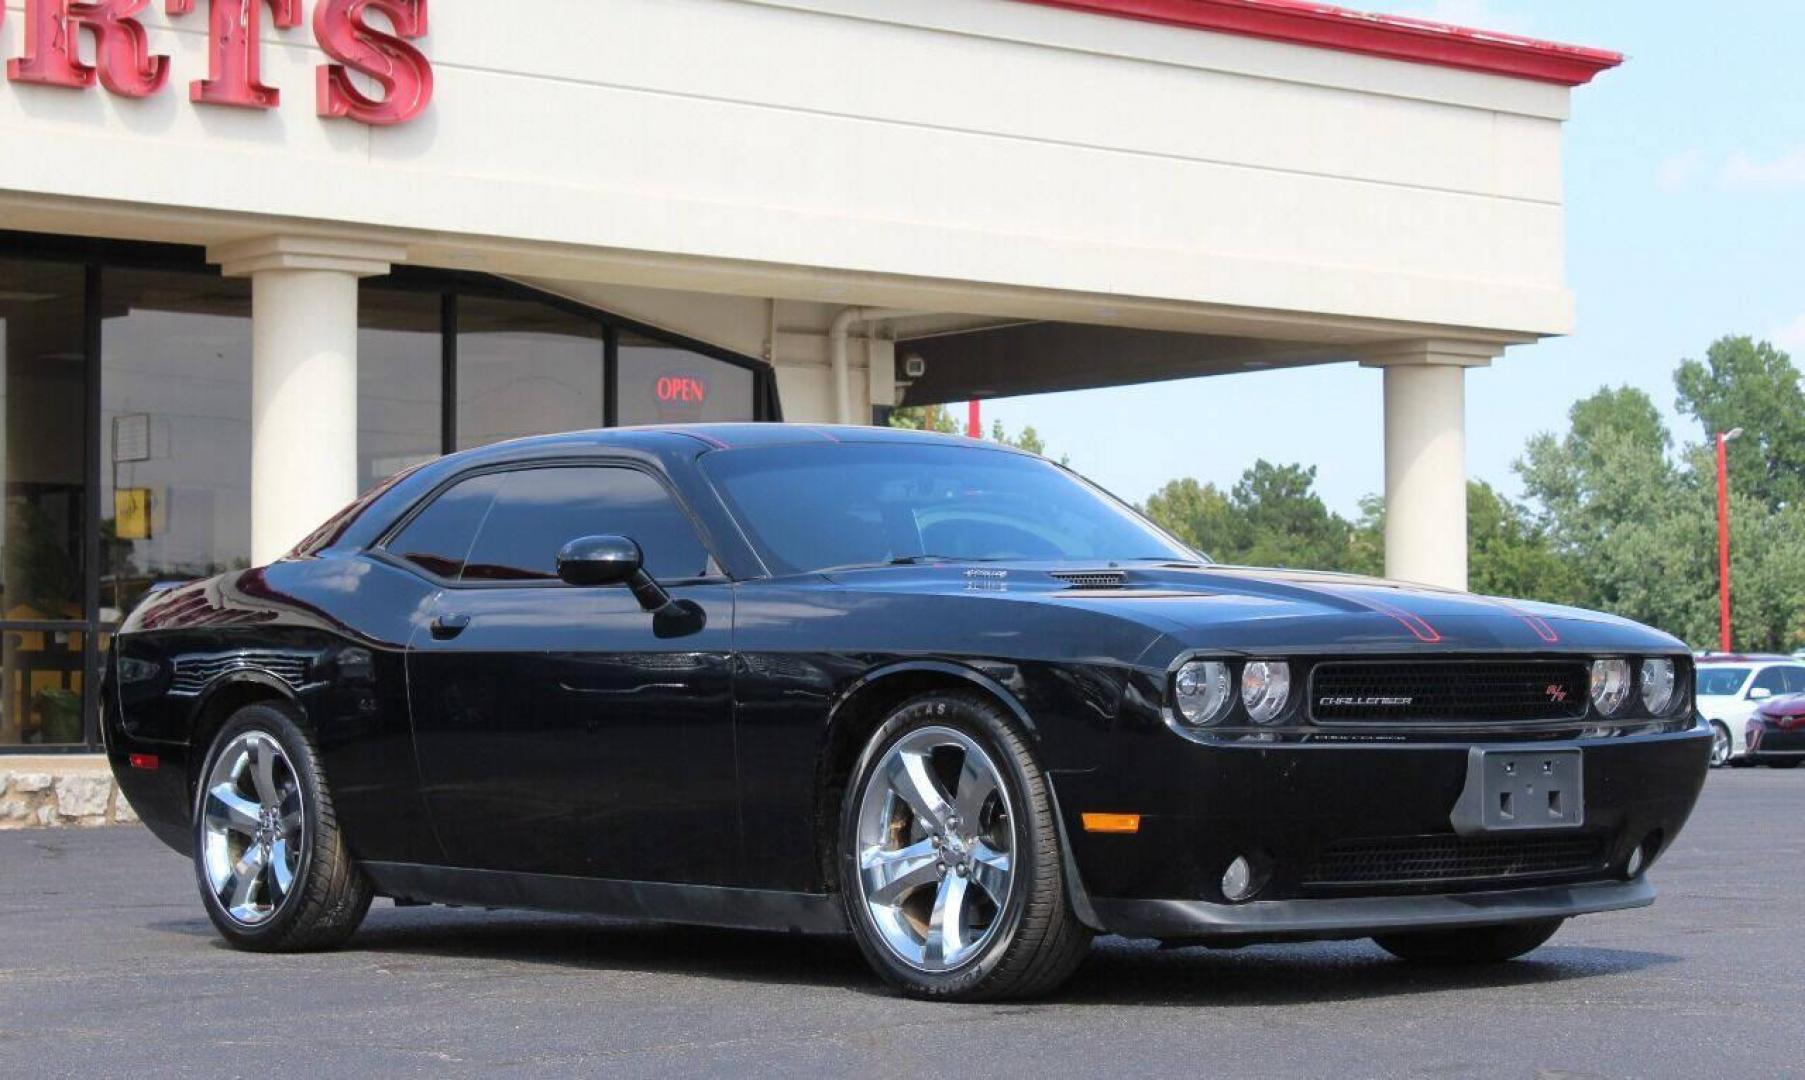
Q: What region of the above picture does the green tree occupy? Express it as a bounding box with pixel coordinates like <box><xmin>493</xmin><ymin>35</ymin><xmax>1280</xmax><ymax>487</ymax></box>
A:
<box><xmin>1675</xmin><ymin>336</ymin><xmax>1805</xmax><ymax>511</ymax></box>
<box><xmin>1516</xmin><ymin>382</ymin><xmax>1805</xmax><ymax>651</ymax></box>
<box><xmin>1144</xmin><ymin>461</ymin><xmax>1358</xmax><ymax>571</ymax></box>
<box><xmin>1143</xmin><ymin>477</ymin><xmax>1242</xmax><ymax>559</ymax></box>
<box><xmin>888</xmin><ymin>405</ymin><xmax>1060</xmax><ymax>460</ymax></box>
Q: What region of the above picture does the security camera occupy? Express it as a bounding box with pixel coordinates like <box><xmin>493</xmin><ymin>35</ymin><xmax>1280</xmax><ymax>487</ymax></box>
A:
<box><xmin>902</xmin><ymin>354</ymin><xmax>927</xmax><ymax>379</ymax></box>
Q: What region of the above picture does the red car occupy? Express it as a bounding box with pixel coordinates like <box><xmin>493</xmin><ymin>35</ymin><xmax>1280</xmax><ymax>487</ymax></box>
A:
<box><xmin>1746</xmin><ymin>695</ymin><xmax>1805</xmax><ymax>768</ymax></box>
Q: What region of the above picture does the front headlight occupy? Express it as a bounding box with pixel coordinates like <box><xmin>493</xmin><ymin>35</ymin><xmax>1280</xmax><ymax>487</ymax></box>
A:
<box><xmin>1590</xmin><ymin>658</ymin><xmax>1633</xmax><ymax>717</ymax></box>
<box><xmin>1241</xmin><ymin>660</ymin><xmax>1291</xmax><ymax>724</ymax></box>
<box><xmin>1639</xmin><ymin>658</ymin><xmax>1678</xmax><ymax>716</ymax></box>
<box><xmin>1174</xmin><ymin>660</ymin><xmax>1233</xmax><ymax>726</ymax></box>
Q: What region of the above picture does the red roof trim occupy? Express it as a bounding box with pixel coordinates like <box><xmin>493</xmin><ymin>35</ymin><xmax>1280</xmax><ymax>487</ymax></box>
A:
<box><xmin>1011</xmin><ymin>0</ymin><xmax>1622</xmax><ymax>86</ymax></box>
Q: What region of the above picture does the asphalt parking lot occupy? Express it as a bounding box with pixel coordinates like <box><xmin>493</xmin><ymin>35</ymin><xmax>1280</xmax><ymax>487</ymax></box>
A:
<box><xmin>3</xmin><ymin>770</ymin><xmax>1801</xmax><ymax>1079</ymax></box>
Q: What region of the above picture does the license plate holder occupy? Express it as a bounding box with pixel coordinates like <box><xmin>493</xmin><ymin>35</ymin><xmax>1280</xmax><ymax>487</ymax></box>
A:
<box><xmin>1450</xmin><ymin>747</ymin><xmax>1584</xmax><ymax>836</ymax></box>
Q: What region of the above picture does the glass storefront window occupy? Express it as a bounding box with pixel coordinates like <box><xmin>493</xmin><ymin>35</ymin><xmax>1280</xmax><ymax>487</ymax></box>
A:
<box><xmin>618</xmin><ymin>331</ymin><xmax>756</xmax><ymax>425</ymax></box>
<box><xmin>359</xmin><ymin>287</ymin><xmax>443</xmax><ymax>490</ymax></box>
<box><xmin>456</xmin><ymin>295</ymin><xmax>605</xmax><ymax>449</ymax></box>
<box><xmin>0</xmin><ymin>258</ymin><xmax>88</xmax><ymax>744</ymax></box>
<box><xmin>0</xmin><ymin>241</ymin><xmax>770</xmax><ymax>750</ymax></box>
<box><xmin>100</xmin><ymin>269</ymin><xmax>254</xmax><ymax>623</ymax></box>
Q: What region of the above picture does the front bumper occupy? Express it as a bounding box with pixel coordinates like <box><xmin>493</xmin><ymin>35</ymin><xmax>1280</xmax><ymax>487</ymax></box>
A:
<box><xmin>1054</xmin><ymin>718</ymin><xmax>1710</xmax><ymax>939</ymax></box>
<box><xmin>1746</xmin><ymin>721</ymin><xmax>1805</xmax><ymax>761</ymax></box>
<box><xmin>1094</xmin><ymin>878</ymin><xmax>1654</xmax><ymax>942</ymax></box>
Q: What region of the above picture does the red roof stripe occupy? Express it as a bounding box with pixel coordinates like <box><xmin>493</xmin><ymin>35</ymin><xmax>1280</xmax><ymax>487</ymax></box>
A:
<box><xmin>1010</xmin><ymin>0</ymin><xmax>1622</xmax><ymax>86</ymax></box>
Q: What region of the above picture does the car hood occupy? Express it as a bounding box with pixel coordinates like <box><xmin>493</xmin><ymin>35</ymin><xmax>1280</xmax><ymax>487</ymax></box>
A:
<box><xmin>823</xmin><ymin>561</ymin><xmax>1684</xmax><ymax>655</ymax></box>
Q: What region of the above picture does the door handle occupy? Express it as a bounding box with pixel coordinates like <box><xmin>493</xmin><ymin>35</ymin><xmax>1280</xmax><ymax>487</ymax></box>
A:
<box><xmin>429</xmin><ymin>613</ymin><xmax>471</xmax><ymax>640</ymax></box>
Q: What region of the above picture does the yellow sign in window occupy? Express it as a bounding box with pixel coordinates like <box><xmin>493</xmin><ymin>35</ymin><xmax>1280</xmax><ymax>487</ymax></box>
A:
<box><xmin>115</xmin><ymin>488</ymin><xmax>153</xmax><ymax>540</ymax></box>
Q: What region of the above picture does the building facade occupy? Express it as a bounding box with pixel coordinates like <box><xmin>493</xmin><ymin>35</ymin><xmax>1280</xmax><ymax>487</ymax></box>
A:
<box><xmin>0</xmin><ymin>0</ymin><xmax>1617</xmax><ymax>754</ymax></box>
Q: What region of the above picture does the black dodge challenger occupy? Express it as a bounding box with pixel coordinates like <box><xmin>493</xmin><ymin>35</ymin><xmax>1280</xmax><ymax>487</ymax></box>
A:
<box><xmin>104</xmin><ymin>424</ymin><xmax>1710</xmax><ymax>1000</ymax></box>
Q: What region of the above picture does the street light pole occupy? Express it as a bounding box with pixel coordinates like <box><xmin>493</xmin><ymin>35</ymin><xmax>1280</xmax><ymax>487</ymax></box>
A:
<box><xmin>1716</xmin><ymin>427</ymin><xmax>1744</xmax><ymax>652</ymax></box>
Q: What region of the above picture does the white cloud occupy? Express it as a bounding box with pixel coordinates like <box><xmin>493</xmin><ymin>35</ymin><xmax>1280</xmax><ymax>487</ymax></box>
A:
<box><xmin>1771</xmin><ymin>313</ymin><xmax>1805</xmax><ymax>353</ymax></box>
<box><xmin>1657</xmin><ymin>151</ymin><xmax>1702</xmax><ymax>192</ymax></box>
<box><xmin>1720</xmin><ymin>148</ymin><xmax>1805</xmax><ymax>190</ymax></box>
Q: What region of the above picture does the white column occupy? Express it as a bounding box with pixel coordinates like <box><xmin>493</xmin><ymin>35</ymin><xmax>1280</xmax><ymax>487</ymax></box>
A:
<box><xmin>211</xmin><ymin>237</ymin><xmax>405</xmax><ymax>566</ymax></box>
<box><xmin>1360</xmin><ymin>340</ymin><xmax>1502</xmax><ymax>591</ymax></box>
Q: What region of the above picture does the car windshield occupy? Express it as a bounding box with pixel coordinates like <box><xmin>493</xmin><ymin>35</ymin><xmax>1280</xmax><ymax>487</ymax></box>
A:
<box><xmin>1696</xmin><ymin>667</ymin><xmax>1751</xmax><ymax>696</ymax></box>
<box><xmin>701</xmin><ymin>442</ymin><xmax>1198</xmax><ymax>575</ymax></box>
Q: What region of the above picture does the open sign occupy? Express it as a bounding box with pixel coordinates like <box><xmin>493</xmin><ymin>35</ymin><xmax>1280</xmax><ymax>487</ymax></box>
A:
<box><xmin>656</xmin><ymin>376</ymin><xmax>708</xmax><ymax>404</ymax></box>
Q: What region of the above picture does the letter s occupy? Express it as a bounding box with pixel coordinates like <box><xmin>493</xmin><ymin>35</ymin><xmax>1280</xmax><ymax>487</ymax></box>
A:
<box><xmin>314</xmin><ymin>0</ymin><xmax>432</xmax><ymax>126</ymax></box>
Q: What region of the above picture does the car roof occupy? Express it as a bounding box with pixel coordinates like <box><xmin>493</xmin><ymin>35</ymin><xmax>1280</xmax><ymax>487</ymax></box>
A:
<box><xmin>460</xmin><ymin>422</ymin><xmax>1014</xmax><ymax>457</ymax></box>
<box><xmin>1696</xmin><ymin>653</ymin><xmax>1799</xmax><ymax>665</ymax></box>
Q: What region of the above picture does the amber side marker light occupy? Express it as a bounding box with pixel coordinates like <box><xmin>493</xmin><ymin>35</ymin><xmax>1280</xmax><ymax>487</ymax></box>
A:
<box><xmin>1082</xmin><ymin>812</ymin><xmax>1141</xmax><ymax>834</ymax></box>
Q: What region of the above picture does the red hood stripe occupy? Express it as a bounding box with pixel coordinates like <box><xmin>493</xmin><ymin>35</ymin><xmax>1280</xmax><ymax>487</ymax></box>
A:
<box><xmin>1314</xmin><ymin>584</ymin><xmax>1443</xmax><ymax>644</ymax></box>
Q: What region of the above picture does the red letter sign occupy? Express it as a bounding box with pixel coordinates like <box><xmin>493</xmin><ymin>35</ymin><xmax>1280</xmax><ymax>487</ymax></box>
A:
<box><xmin>6</xmin><ymin>0</ymin><xmax>169</xmax><ymax>97</ymax></box>
<box><xmin>167</xmin><ymin>0</ymin><xmax>302</xmax><ymax>109</ymax></box>
<box><xmin>314</xmin><ymin>0</ymin><xmax>432</xmax><ymax>126</ymax></box>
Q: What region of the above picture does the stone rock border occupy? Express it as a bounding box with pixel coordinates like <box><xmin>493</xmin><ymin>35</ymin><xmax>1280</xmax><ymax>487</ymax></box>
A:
<box><xmin>1</xmin><ymin>761</ymin><xmax>141</xmax><ymax>829</ymax></box>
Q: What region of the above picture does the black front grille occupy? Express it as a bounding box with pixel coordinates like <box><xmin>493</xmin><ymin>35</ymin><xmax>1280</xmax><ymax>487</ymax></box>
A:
<box><xmin>1302</xmin><ymin>834</ymin><xmax>1609</xmax><ymax>890</ymax></box>
<box><xmin>1309</xmin><ymin>659</ymin><xmax>1589</xmax><ymax>724</ymax></box>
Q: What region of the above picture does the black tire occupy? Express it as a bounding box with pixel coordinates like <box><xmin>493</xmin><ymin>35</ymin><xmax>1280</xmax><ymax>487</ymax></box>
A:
<box><xmin>1373</xmin><ymin>917</ymin><xmax>1564</xmax><ymax>966</ymax></box>
<box><xmin>1709</xmin><ymin>722</ymin><xmax>1733</xmax><ymax>769</ymax></box>
<box><xmin>838</xmin><ymin>690</ymin><xmax>1092</xmax><ymax>1000</ymax></box>
<box><xmin>192</xmin><ymin>703</ymin><xmax>373</xmax><ymax>951</ymax></box>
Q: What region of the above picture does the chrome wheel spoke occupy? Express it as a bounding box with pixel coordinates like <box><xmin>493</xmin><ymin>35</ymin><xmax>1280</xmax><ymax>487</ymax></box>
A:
<box><xmin>952</xmin><ymin>754</ymin><xmax>999</xmax><ymax>826</ymax></box>
<box><xmin>925</xmin><ymin>873</ymin><xmax>972</xmax><ymax>967</ymax></box>
<box><xmin>861</xmin><ymin>839</ymin><xmax>941</xmax><ymax>906</ymax></box>
<box><xmin>278</xmin><ymin>788</ymin><xmax>304</xmax><ymax>837</ymax></box>
<box><xmin>267</xmin><ymin>839</ymin><xmax>296</xmax><ymax>907</ymax></box>
<box><xmin>969</xmin><ymin>841</ymin><xmax>1012</xmax><ymax>904</ymax></box>
<box><xmin>225</xmin><ymin>846</ymin><xmax>267</xmax><ymax>916</ymax></box>
<box><xmin>250</xmin><ymin>738</ymin><xmax>281</xmax><ymax>808</ymax></box>
<box><xmin>885</xmin><ymin>751</ymin><xmax>954</xmax><ymax>834</ymax></box>
<box><xmin>205</xmin><ymin>785</ymin><xmax>261</xmax><ymax>837</ymax></box>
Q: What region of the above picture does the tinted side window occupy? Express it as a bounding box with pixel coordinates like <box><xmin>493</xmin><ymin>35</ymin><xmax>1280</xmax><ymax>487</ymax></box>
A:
<box><xmin>385</xmin><ymin>473</ymin><xmax>504</xmax><ymax>578</ymax></box>
<box><xmin>462</xmin><ymin>467</ymin><xmax>710</xmax><ymax>582</ymax></box>
<box><xmin>1751</xmin><ymin>667</ymin><xmax>1789</xmax><ymax>695</ymax></box>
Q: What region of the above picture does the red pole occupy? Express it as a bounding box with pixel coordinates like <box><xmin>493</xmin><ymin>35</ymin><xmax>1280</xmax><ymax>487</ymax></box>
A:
<box><xmin>1717</xmin><ymin>431</ymin><xmax>1732</xmax><ymax>652</ymax></box>
<box><xmin>967</xmin><ymin>399</ymin><xmax>981</xmax><ymax>439</ymax></box>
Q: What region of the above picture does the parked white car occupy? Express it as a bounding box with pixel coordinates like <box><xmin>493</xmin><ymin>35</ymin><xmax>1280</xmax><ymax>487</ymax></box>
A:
<box><xmin>1696</xmin><ymin>655</ymin><xmax>1805</xmax><ymax>767</ymax></box>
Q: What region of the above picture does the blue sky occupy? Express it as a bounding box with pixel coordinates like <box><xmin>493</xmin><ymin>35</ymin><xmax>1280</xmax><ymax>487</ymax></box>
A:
<box><xmin>985</xmin><ymin>0</ymin><xmax>1805</xmax><ymax>514</ymax></box>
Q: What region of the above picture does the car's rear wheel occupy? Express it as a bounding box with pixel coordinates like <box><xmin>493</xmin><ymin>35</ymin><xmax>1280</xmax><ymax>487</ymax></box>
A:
<box><xmin>193</xmin><ymin>703</ymin><xmax>372</xmax><ymax>951</ymax></box>
<box><xmin>1372</xmin><ymin>917</ymin><xmax>1564</xmax><ymax>966</ymax></box>
<box><xmin>1709</xmin><ymin>722</ymin><xmax>1733</xmax><ymax>768</ymax></box>
<box><xmin>839</xmin><ymin>691</ymin><xmax>1091</xmax><ymax>1000</ymax></box>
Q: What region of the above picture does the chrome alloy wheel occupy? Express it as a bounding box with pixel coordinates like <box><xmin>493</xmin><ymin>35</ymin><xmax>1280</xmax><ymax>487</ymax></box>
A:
<box><xmin>1710</xmin><ymin>723</ymin><xmax>1732</xmax><ymax>768</ymax></box>
<box><xmin>201</xmin><ymin>731</ymin><xmax>305</xmax><ymax>927</ymax></box>
<box><xmin>854</xmin><ymin>726</ymin><xmax>1016</xmax><ymax>972</ymax></box>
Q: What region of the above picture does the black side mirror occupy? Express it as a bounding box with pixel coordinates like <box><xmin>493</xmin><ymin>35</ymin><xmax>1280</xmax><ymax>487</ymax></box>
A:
<box><xmin>557</xmin><ymin>535</ymin><xmax>643</xmax><ymax>587</ymax></box>
<box><xmin>556</xmin><ymin>535</ymin><xmax>705</xmax><ymax>636</ymax></box>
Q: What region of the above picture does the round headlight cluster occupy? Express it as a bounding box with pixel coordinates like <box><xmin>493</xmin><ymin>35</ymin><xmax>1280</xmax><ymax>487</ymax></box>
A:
<box><xmin>1241</xmin><ymin>661</ymin><xmax>1291</xmax><ymax>724</ymax></box>
<box><xmin>1173</xmin><ymin>659</ymin><xmax>1291</xmax><ymax>727</ymax></box>
<box><xmin>1640</xmin><ymin>658</ymin><xmax>1678</xmax><ymax>716</ymax></box>
<box><xmin>1174</xmin><ymin>660</ymin><xmax>1233</xmax><ymax>726</ymax></box>
<box><xmin>1590</xmin><ymin>658</ymin><xmax>1633</xmax><ymax>717</ymax></box>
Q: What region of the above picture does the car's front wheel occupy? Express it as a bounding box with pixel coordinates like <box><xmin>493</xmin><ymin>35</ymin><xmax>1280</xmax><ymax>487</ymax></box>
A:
<box><xmin>193</xmin><ymin>703</ymin><xmax>373</xmax><ymax>951</ymax></box>
<box><xmin>839</xmin><ymin>691</ymin><xmax>1091</xmax><ymax>1000</ymax></box>
<box><xmin>1709</xmin><ymin>722</ymin><xmax>1733</xmax><ymax>768</ymax></box>
<box><xmin>1372</xmin><ymin>917</ymin><xmax>1564</xmax><ymax>966</ymax></box>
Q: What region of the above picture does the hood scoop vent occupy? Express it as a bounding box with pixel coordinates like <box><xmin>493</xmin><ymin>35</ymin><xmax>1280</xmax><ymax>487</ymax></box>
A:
<box><xmin>1050</xmin><ymin>569</ymin><xmax>1128</xmax><ymax>590</ymax></box>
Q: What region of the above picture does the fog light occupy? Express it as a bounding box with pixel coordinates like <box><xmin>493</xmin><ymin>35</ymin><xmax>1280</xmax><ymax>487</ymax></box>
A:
<box><xmin>1625</xmin><ymin>845</ymin><xmax>1645</xmax><ymax>878</ymax></box>
<box><xmin>1222</xmin><ymin>856</ymin><xmax>1257</xmax><ymax>902</ymax></box>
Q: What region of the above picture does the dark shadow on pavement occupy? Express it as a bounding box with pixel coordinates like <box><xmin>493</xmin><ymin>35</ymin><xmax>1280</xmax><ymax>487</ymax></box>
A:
<box><xmin>148</xmin><ymin>904</ymin><xmax>1680</xmax><ymax>1007</ymax></box>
